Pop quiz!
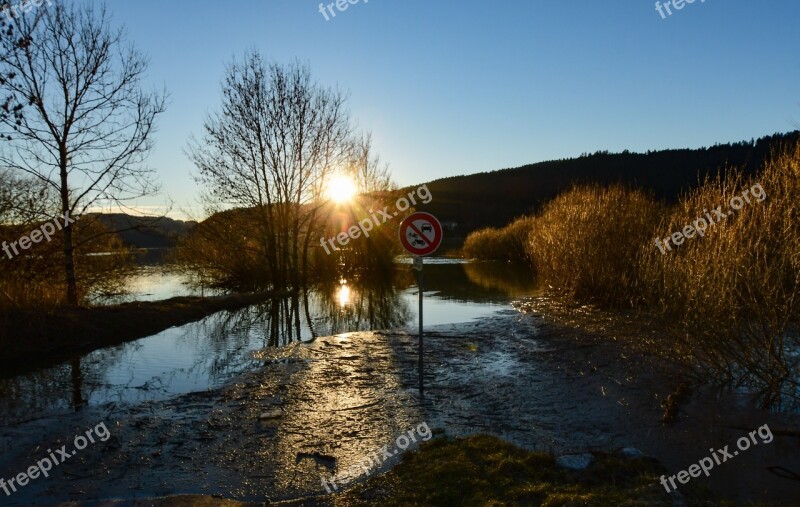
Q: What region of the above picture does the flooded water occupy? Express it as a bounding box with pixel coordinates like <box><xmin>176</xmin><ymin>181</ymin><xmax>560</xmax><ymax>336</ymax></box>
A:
<box><xmin>0</xmin><ymin>259</ymin><xmax>537</xmax><ymax>426</ymax></box>
<box><xmin>85</xmin><ymin>249</ymin><xmax>222</xmax><ymax>305</ymax></box>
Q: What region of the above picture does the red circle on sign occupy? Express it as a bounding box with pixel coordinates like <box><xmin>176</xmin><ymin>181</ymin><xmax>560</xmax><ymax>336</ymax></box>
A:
<box><xmin>399</xmin><ymin>212</ymin><xmax>443</xmax><ymax>256</ymax></box>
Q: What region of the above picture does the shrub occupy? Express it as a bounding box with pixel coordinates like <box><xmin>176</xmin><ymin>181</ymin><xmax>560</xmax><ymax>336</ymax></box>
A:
<box><xmin>172</xmin><ymin>208</ymin><xmax>271</xmax><ymax>290</ymax></box>
<box><xmin>463</xmin><ymin>216</ymin><xmax>536</xmax><ymax>263</ymax></box>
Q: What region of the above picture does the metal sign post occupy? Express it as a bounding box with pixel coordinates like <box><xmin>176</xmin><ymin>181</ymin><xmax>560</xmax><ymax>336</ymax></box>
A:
<box><xmin>413</xmin><ymin>256</ymin><xmax>424</xmax><ymax>394</ymax></box>
<box><xmin>400</xmin><ymin>213</ymin><xmax>443</xmax><ymax>395</ymax></box>
<box><xmin>419</xmin><ymin>267</ymin><xmax>423</xmax><ymax>394</ymax></box>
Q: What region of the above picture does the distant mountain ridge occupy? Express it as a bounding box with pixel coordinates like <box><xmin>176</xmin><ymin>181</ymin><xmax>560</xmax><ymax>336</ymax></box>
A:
<box><xmin>90</xmin><ymin>213</ymin><xmax>196</xmax><ymax>249</ymax></box>
<box><xmin>94</xmin><ymin>131</ymin><xmax>799</xmax><ymax>249</ymax></box>
<box><xmin>406</xmin><ymin>131</ymin><xmax>800</xmax><ymax>238</ymax></box>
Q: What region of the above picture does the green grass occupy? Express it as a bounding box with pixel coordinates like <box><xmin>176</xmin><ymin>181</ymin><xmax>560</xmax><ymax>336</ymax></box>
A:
<box><xmin>333</xmin><ymin>435</ymin><xmax>715</xmax><ymax>507</ymax></box>
<box><xmin>82</xmin><ymin>435</ymin><xmax>772</xmax><ymax>506</ymax></box>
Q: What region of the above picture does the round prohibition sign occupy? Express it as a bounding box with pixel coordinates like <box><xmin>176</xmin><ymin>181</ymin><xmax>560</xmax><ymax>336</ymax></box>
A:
<box><xmin>399</xmin><ymin>212</ymin><xmax>443</xmax><ymax>256</ymax></box>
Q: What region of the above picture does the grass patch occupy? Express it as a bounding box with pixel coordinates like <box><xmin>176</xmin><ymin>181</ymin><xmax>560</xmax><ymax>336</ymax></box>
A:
<box><xmin>333</xmin><ymin>435</ymin><xmax>716</xmax><ymax>506</ymax></box>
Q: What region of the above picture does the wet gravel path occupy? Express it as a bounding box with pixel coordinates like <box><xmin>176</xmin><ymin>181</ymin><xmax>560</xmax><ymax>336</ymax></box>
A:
<box><xmin>1</xmin><ymin>300</ymin><xmax>799</xmax><ymax>505</ymax></box>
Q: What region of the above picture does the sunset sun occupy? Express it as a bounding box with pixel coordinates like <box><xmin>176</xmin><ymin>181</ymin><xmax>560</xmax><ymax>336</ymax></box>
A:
<box><xmin>326</xmin><ymin>174</ymin><xmax>357</xmax><ymax>203</ymax></box>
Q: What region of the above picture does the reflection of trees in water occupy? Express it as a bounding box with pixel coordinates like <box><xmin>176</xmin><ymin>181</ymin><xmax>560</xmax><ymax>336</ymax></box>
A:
<box><xmin>309</xmin><ymin>274</ymin><xmax>411</xmax><ymax>336</ymax></box>
<box><xmin>0</xmin><ymin>363</ymin><xmax>75</xmax><ymax>423</ymax></box>
<box><xmin>0</xmin><ymin>273</ymin><xmax>412</xmax><ymax>425</ymax></box>
<box><xmin>212</xmin><ymin>297</ymin><xmax>305</xmax><ymax>348</ymax></box>
<box><xmin>0</xmin><ymin>338</ymin><xmax>152</xmax><ymax>424</ymax></box>
<box><xmin>0</xmin><ymin>302</ymin><xmax>277</xmax><ymax>424</ymax></box>
<box><xmin>393</xmin><ymin>262</ymin><xmax>538</xmax><ymax>303</ymax></box>
<box><xmin>0</xmin><ymin>313</ymin><xmax>261</xmax><ymax>424</ymax></box>
<box><xmin>219</xmin><ymin>275</ymin><xmax>412</xmax><ymax>346</ymax></box>
<box><xmin>212</xmin><ymin>268</ymin><xmax>413</xmax><ymax>345</ymax></box>
<box><xmin>70</xmin><ymin>358</ymin><xmax>84</xmax><ymax>408</ymax></box>
<box><xmin>462</xmin><ymin>262</ymin><xmax>539</xmax><ymax>296</ymax></box>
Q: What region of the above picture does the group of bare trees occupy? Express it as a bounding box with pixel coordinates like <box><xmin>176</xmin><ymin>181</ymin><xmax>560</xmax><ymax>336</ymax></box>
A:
<box><xmin>188</xmin><ymin>52</ymin><xmax>393</xmax><ymax>290</ymax></box>
<box><xmin>1</xmin><ymin>1</ymin><xmax>392</xmax><ymax>305</ymax></box>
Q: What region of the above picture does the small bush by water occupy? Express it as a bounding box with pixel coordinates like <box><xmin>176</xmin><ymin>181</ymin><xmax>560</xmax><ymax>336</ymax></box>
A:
<box><xmin>462</xmin><ymin>216</ymin><xmax>535</xmax><ymax>263</ymax></box>
<box><xmin>525</xmin><ymin>184</ymin><xmax>664</xmax><ymax>307</ymax></box>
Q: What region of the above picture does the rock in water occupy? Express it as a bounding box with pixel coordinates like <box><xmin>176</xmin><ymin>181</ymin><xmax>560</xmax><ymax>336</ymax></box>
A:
<box><xmin>259</xmin><ymin>409</ymin><xmax>282</xmax><ymax>420</ymax></box>
<box><xmin>621</xmin><ymin>447</ymin><xmax>645</xmax><ymax>458</ymax></box>
<box><xmin>555</xmin><ymin>453</ymin><xmax>595</xmax><ymax>470</ymax></box>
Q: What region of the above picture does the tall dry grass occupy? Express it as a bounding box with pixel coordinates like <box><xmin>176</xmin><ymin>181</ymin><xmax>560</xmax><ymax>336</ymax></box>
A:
<box><xmin>526</xmin><ymin>184</ymin><xmax>664</xmax><ymax>306</ymax></box>
<box><xmin>0</xmin><ymin>216</ymin><xmax>131</xmax><ymax>308</ymax></box>
<box><xmin>463</xmin><ymin>141</ymin><xmax>800</xmax><ymax>408</ymax></box>
<box><xmin>641</xmin><ymin>142</ymin><xmax>800</xmax><ymax>408</ymax></box>
<box><xmin>462</xmin><ymin>217</ymin><xmax>536</xmax><ymax>263</ymax></box>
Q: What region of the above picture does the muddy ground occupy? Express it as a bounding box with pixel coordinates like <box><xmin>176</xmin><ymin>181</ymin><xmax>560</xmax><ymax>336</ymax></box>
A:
<box><xmin>1</xmin><ymin>296</ymin><xmax>799</xmax><ymax>505</ymax></box>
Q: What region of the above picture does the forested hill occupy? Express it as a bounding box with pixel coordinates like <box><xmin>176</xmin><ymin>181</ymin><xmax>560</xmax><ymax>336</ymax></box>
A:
<box><xmin>408</xmin><ymin>131</ymin><xmax>800</xmax><ymax>236</ymax></box>
<box><xmin>92</xmin><ymin>214</ymin><xmax>197</xmax><ymax>248</ymax></box>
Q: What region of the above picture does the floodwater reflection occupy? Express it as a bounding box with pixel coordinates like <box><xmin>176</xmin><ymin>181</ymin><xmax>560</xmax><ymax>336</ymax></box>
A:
<box><xmin>0</xmin><ymin>261</ymin><xmax>537</xmax><ymax>426</ymax></box>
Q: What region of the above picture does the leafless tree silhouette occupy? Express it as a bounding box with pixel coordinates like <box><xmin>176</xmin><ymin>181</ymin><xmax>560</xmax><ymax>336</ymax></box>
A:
<box><xmin>0</xmin><ymin>1</ymin><xmax>166</xmax><ymax>305</ymax></box>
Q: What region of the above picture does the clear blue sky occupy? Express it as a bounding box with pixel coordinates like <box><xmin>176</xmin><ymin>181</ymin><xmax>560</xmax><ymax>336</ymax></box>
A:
<box><xmin>96</xmin><ymin>0</ymin><xmax>800</xmax><ymax>219</ymax></box>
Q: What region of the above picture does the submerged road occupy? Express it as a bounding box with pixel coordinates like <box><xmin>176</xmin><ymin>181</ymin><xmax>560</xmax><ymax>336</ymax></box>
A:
<box><xmin>0</xmin><ymin>299</ymin><xmax>798</xmax><ymax>505</ymax></box>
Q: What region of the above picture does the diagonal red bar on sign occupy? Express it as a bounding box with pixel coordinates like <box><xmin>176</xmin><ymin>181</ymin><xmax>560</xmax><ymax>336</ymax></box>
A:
<box><xmin>407</xmin><ymin>222</ymin><xmax>431</xmax><ymax>247</ymax></box>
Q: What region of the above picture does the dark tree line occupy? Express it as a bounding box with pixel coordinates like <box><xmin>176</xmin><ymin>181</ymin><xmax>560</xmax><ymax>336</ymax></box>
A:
<box><xmin>414</xmin><ymin>131</ymin><xmax>800</xmax><ymax>237</ymax></box>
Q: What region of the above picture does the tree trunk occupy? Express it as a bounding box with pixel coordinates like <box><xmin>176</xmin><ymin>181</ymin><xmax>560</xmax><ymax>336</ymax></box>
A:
<box><xmin>60</xmin><ymin>146</ymin><xmax>78</xmax><ymax>306</ymax></box>
<box><xmin>300</xmin><ymin>208</ymin><xmax>318</xmax><ymax>288</ymax></box>
<box><xmin>63</xmin><ymin>220</ymin><xmax>78</xmax><ymax>306</ymax></box>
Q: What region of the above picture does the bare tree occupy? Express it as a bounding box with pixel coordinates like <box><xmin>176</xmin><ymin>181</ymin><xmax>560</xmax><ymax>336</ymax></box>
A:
<box><xmin>0</xmin><ymin>1</ymin><xmax>166</xmax><ymax>305</ymax></box>
<box><xmin>348</xmin><ymin>132</ymin><xmax>394</xmax><ymax>193</ymax></box>
<box><xmin>189</xmin><ymin>54</ymin><xmax>351</xmax><ymax>289</ymax></box>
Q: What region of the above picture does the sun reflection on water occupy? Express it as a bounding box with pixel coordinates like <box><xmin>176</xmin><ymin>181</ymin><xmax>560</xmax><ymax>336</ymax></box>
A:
<box><xmin>337</xmin><ymin>280</ymin><xmax>351</xmax><ymax>308</ymax></box>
